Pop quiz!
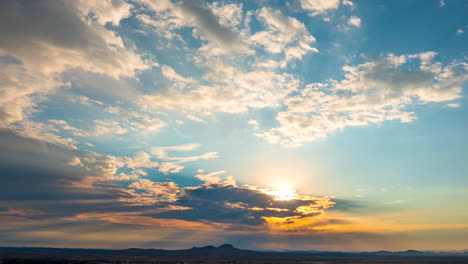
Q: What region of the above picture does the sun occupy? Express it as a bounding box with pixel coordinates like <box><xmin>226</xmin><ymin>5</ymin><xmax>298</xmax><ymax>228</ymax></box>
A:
<box><xmin>262</xmin><ymin>183</ymin><xmax>299</xmax><ymax>201</ymax></box>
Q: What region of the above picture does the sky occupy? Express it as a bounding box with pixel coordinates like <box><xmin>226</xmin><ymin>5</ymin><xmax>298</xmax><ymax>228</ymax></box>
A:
<box><xmin>0</xmin><ymin>0</ymin><xmax>467</xmax><ymax>251</ymax></box>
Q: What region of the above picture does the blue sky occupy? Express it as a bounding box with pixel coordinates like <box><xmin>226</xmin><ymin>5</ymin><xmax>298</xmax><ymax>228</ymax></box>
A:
<box><xmin>0</xmin><ymin>0</ymin><xmax>467</xmax><ymax>251</ymax></box>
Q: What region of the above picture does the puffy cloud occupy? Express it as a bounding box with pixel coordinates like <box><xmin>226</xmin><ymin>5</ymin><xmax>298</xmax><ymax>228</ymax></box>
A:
<box><xmin>342</xmin><ymin>0</ymin><xmax>355</xmax><ymax>8</ymax></box>
<box><xmin>195</xmin><ymin>170</ymin><xmax>236</xmax><ymax>187</ymax></box>
<box><xmin>0</xmin><ymin>60</ymin><xmax>62</xmax><ymax>124</ymax></box>
<box><xmin>121</xmin><ymin>151</ymin><xmax>159</xmax><ymax>169</ymax></box>
<box><xmin>76</xmin><ymin>0</ymin><xmax>132</xmax><ymax>26</ymax></box>
<box><xmin>257</xmin><ymin>52</ymin><xmax>467</xmax><ymax>147</ymax></box>
<box><xmin>148</xmin><ymin>180</ymin><xmax>334</xmax><ymax>225</ymax></box>
<box><xmin>160</xmin><ymin>65</ymin><xmax>191</xmax><ymax>84</ymax></box>
<box><xmin>298</xmin><ymin>0</ymin><xmax>340</xmax><ymax>16</ymax></box>
<box><xmin>178</xmin><ymin>1</ymin><xmax>243</xmax><ymax>51</ymax></box>
<box><xmin>252</xmin><ymin>7</ymin><xmax>318</xmax><ymax>62</ymax></box>
<box><xmin>0</xmin><ymin>0</ymin><xmax>149</xmax><ymax>124</ymax></box>
<box><xmin>348</xmin><ymin>16</ymin><xmax>361</xmax><ymax>28</ymax></box>
<box><xmin>139</xmin><ymin>67</ymin><xmax>300</xmax><ymax>114</ymax></box>
<box><xmin>158</xmin><ymin>162</ymin><xmax>185</xmax><ymax>175</ymax></box>
<box><xmin>128</xmin><ymin>179</ymin><xmax>181</xmax><ymax>203</ymax></box>
<box><xmin>138</xmin><ymin>0</ymin><xmax>246</xmax><ymax>53</ymax></box>
<box><xmin>0</xmin><ymin>128</ymin><xmax>129</xmax><ymax>201</ymax></box>
<box><xmin>0</xmin><ymin>0</ymin><xmax>147</xmax><ymax>78</ymax></box>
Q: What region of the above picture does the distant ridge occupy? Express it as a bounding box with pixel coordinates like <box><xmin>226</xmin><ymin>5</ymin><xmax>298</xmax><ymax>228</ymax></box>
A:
<box><xmin>0</xmin><ymin>245</ymin><xmax>466</xmax><ymax>260</ymax></box>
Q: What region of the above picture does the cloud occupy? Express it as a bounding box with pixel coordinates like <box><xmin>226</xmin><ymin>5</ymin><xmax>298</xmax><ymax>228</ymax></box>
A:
<box><xmin>0</xmin><ymin>127</ymin><xmax>338</xmax><ymax>232</ymax></box>
<box><xmin>178</xmin><ymin>1</ymin><xmax>243</xmax><ymax>51</ymax></box>
<box><xmin>348</xmin><ymin>16</ymin><xmax>361</xmax><ymax>28</ymax></box>
<box><xmin>139</xmin><ymin>67</ymin><xmax>300</xmax><ymax>114</ymax></box>
<box><xmin>257</xmin><ymin>52</ymin><xmax>467</xmax><ymax>147</ymax></box>
<box><xmin>138</xmin><ymin>0</ymin><xmax>246</xmax><ymax>53</ymax></box>
<box><xmin>0</xmin><ymin>128</ymin><xmax>128</xmax><ymax>201</ymax></box>
<box><xmin>136</xmin><ymin>176</ymin><xmax>335</xmax><ymax>225</ymax></box>
<box><xmin>252</xmin><ymin>7</ymin><xmax>318</xmax><ymax>62</ymax></box>
<box><xmin>384</xmin><ymin>200</ymin><xmax>406</xmax><ymax>205</ymax></box>
<box><xmin>158</xmin><ymin>162</ymin><xmax>185</xmax><ymax>175</ymax></box>
<box><xmin>90</xmin><ymin>120</ymin><xmax>128</xmax><ymax>136</ymax></box>
<box><xmin>195</xmin><ymin>170</ymin><xmax>236</xmax><ymax>187</ymax></box>
<box><xmin>121</xmin><ymin>151</ymin><xmax>159</xmax><ymax>169</ymax></box>
<box><xmin>76</xmin><ymin>0</ymin><xmax>132</xmax><ymax>26</ymax></box>
<box><xmin>161</xmin><ymin>65</ymin><xmax>191</xmax><ymax>84</ymax></box>
<box><xmin>0</xmin><ymin>208</ymin><xmax>47</xmax><ymax>217</ymax></box>
<box><xmin>149</xmin><ymin>143</ymin><xmax>218</xmax><ymax>174</ymax></box>
<box><xmin>456</xmin><ymin>29</ymin><xmax>464</xmax><ymax>35</ymax></box>
<box><xmin>128</xmin><ymin>179</ymin><xmax>181</xmax><ymax>203</ymax></box>
<box><xmin>152</xmin><ymin>143</ymin><xmax>219</xmax><ymax>163</ymax></box>
<box><xmin>342</xmin><ymin>0</ymin><xmax>355</xmax><ymax>8</ymax></box>
<box><xmin>0</xmin><ymin>59</ymin><xmax>62</xmax><ymax>124</ymax></box>
<box><xmin>0</xmin><ymin>0</ymin><xmax>149</xmax><ymax>124</ymax></box>
<box><xmin>297</xmin><ymin>0</ymin><xmax>340</xmax><ymax>16</ymax></box>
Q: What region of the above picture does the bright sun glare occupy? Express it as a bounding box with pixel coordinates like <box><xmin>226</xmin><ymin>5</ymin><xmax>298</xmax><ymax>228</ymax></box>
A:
<box><xmin>263</xmin><ymin>183</ymin><xmax>299</xmax><ymax>201</ymax></box>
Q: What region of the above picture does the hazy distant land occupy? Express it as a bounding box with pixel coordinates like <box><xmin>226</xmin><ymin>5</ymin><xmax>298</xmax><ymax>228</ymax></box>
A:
<box><xmin>1</xmin><ymin>244</ymin><xmax>468</xmax><ymax>264</ymax></box>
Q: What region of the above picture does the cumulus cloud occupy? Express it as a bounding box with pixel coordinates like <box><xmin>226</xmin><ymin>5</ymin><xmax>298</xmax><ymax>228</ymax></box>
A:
<box><xmin>139</xmin><ymin>67</ymin><xmax>300</xmax><ymax>114</ymax></box>
<box><xmin>257</xmin><ymin>52</ymin><xmax>467</xmax><ymax>147</ymax></box>
<box><xmin>0</xmin><ymin>127</ymin><xmax>338</xmax><ymax>231</ymax></box>
<box><xmin>298</xmin><ymin>0</ymin><xmax>340</xmax><ymax>16</ymax></box>
<box><xmin>348</xmin><ymin>16</ymin><xmax>361</xmax><ymax>28</ymax></box>
<box><xmin>76</xmin><ymin>0</ymin><xmax>132</xmax><ymax>26</ymax></box>
<box><xmin>128</xmin><ymin>179</ymin><xmax>182</xmax><ymax>203</ymax></box>
<box><xmin>138</xmin><ymin>0</ymin><xmax>246</xmax><ymax>53</ymax></box>
<box><xmin>0</xmin><ymin>0</ymin><xmax>149</xmax><ymax>125</ymax></box>
<box><xmin>134</xmin><ymin>175</ymin><xmax>335</xmax><ymax>225</ymax></box>
<box><xmin>252</xmin><ymin>7</ymin><xmax>318</xmax><ymax>63</ymax></box>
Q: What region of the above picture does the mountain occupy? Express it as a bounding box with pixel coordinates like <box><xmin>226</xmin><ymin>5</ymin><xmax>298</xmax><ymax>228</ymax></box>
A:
<box><xmin>1</xmin><ymin>245</ymin><xmax>467</xmax><ymax>263</ymax></box>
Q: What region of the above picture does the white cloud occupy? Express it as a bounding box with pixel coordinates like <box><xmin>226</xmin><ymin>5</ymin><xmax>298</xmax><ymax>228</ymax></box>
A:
<box><xmin>0</xmin><ymin>0</ymin><xmax>149</xmax><ymax>124</ymax></box>
<box><xmin>0</xmin><ymin>60</ymin><xmax>63</xmax><ymax>124</ymax></box>
<box><xmin>76</xmin><ymin>0</ymin><xmax>132</xmax><ymax>26</ymax></box>
<box><xmin>252</xmin><ymin>7</ymin><xmax>318</xmax><ymax>62</ymax></box>
<box><xmin>298</xmin><ymin>0</ymin><xmax>340</xmax><ymax>16</ymax></box>
<box><xmin>158</xmin><ymin>162</ymin><xmax>185</xmax><ymax>175</ymax></box>
<box><xmin>91</xmin><ymin>120</ymin><xmax>128</xmax><ymax>136</ymax></box>
<box><xmin>138</xmin><ymin>0</ymin><xmax>246</xmax><ymax>53</ymax></box>
<box><xmin>195</xmin><ymin>170</ymin><xmax>236</xmax><ymax>187</ymax></box>
<box><xmin>129</xmin><ymin>116</ymin><xmax>166</xmax><ymax>132</ymax></box>
<box><xmin>187</xmin><ymin>115</ymin><xmax>207</xmax><ymax>124</ymax></box>
<box><xmin>447</xmin><ymin>103</ymin><xmax>460</xmax><ymax>108</ymax></box>
<box><xmin>342</xmin><ymin>0</ymin><xmax>355</xmax><ymax>8</ymax></box>
<box><xmin>139</xmin><ymin>67</ymin><xmax>300</xmax><ymax>115</ymax></box>
<box><xmin>161</xmin><ymin>65</ymin><xmax>191</xmax><ymax>84</ymax></box>
<box><xmin>122</xmin><ymin>151</ymin><xmax>159</xmax><ymax>169</ymax></box>
<box><xmin>348</xmin><ymin>16</ymin><xmax>361</xmax><ymax>28</ymax></box>
<box><xmin>456</xmin><ymin>29</ymin><xmax>464</xmax><ymax>35</ymax></box>
<box><xmin>152</xmin><ymin>143</ymin><xmax>218</xmax><ymax>163</ymax></box>
<box><xmin>257</xmin><ymin>52</ymin><xmax>467</xmax><ymax>147</ymax></box>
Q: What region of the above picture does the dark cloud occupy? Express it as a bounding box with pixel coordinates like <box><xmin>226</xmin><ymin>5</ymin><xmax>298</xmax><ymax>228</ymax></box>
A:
<box><xmin>179</xmin><ymin>0</ymin><xmax>242</xmax><ymax>50</ymax></box>
<box><xmin>0</xmin><ymin>128</ymin><xmax>339</xmax><ymax>227</ymax></box>
<box><xmin>0</xmin><ymin>127</ymin><xmax>349</xmax><ymax>249</ymax></box>
<box><xmin>0</xmin><ymin>129</ymin><xmax>119</xmax><ymax>200</ymax></box>
<box><xmin>144</xmin><ymin>183</ymin><xmax>334</xmax><ymax>225</ymax></box>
